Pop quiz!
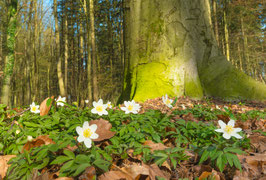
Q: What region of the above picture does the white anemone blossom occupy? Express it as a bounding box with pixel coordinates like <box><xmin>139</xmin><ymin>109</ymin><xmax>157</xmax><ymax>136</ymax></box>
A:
<box><xmin>215</xmin><ymin>119</ymin><xmax>242</xmax><ymax>139</ymax></box>
<box><xmin>162</xmin><ymin>94</ymin><xmax>173</xmax><ymax>108</ymax></box>
<box><xmin>56</xmin><ymin>96</ymin><xmax>66</xmax><ymax>106</ymax></box>
<box><xmin>121</xmin><ymin>100</ymin><xmax>141</xmax><ymax>114</ymax></box>
<box><xmin>91</xmin><ymin>99</ymin><xmax>108</xmax><ymax>116</ymax></box>
<box><xmin>107</xmin><ymin>101</ymin><xmax>112</xmax><ymax>109</ymax></box>
<box><xmin>30</xmin><ymin>102</ymin><xmax>40</xmax><ymax>114</ymax></box>
<box><xmin>76</xmin><ymin>121</ymin><xmax>99</xmax><ymax>148</ymax></box>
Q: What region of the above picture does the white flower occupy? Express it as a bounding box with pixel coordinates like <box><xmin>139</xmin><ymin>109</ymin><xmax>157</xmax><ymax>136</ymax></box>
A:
<box><xmin>107</xmin><ymin>101</ymin><xmax>112</xmax><ymax>109</ymax></box>
<box><xmin>85</xmin><ymin>100</ymin><xmax>89</xmax><ymax>104</ymax></box>
<box><xmin>91</xmin><ymin>99</ymin><xmax>108</xmax><ymax>116</ymax></box>
<box><xmin>181</xmin><ymin>104</ymin><xmax>186</xmax><ymax>110</ymax></box>
<box><xmin>27</xmin><ymin>136</ymin><xmax>33</xmax><ymax>142</ymax></box>
<box><xmin>15</xmin><ymin>130</ymin><xmax>20</xmax><ymax>134</ymax></box>
<box><xmin>56</xmin><ymin>96</ymin><xmax>66</xmax><ymax>106</ymax></box>
<box><xmin>30</xmin><ymin>102</ymin><xmax>40</xmax><ymax>114</ymax></box>
<box><xmin>215</xmin><ymin>119</ymin><xmax>242</xmax><ymax>139</ymax></box>
<box><xmin>121</xmin><ymin>100</ymin><xmax>141</xmax><ymax>114</ymax></box>
<box><xmin>162</xmin><ymin>94</ymin><xmax>173</xmax><ymax>108</ymax></box>
<box><xmin>76</xmin><ymin>121</ymin><xmax>99</xmax><ymax>148</ymax></box>
<box><xmin>216</xmin><ymin>105</ymin><xmax>220</xmax><ymax>110</ymax></box>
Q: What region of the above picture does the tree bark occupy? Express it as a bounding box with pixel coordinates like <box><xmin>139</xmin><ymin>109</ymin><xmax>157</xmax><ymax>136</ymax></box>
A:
<box><xmin>89</xmin><ymin>0</ymin><xmax>98</xmax><ymax>100</ymax></box>
<box><xmin>1</xmin><ymin>0</ymin><xmax>17</xmax><ymax>105</ymax></box>
<box><xmin>211</xmin><ymin>0</ymin><xmax>219</xmax><ymax>46</ymax></box>
<box><xmin>120</xmin><ymin>0</ymin><xmax>266</xmax><ymax>102</ymax></box>
<box><xmin>53</xmin><ymin>0</ymin><xmax>66</xmax><ymax>97</ymax></box>
<box><xmin>64</xmin><ymin>2</ymin><xmax>68</xmax><ymax>98</ymax></box>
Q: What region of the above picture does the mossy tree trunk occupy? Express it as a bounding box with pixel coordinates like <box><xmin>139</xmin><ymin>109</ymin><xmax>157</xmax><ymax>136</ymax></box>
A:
<box><xmin>1</xmin><ymin>0</ymin><xmax>17</xmax><ymax>105</ymax></box>
<box><xmin>120</xmin><ymin>0</ymin><xmax>266</xmax><ymax>102</ymax></box>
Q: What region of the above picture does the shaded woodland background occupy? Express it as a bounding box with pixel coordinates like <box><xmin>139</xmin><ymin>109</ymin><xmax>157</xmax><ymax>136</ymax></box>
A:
<box><xmin>0</xmin><ymin>0</ymin><xmax>265</xmax><ymax>107</ymax></box>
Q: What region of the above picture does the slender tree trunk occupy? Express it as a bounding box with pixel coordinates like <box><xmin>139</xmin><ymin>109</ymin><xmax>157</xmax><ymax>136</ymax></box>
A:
<box><xmin>33</xmin><ymin>0</ymin><xmax>39</xmax><ymax>102</ymax></box>
<box><xmin>64</xmin><ymin>3</ymin><xmax>68</xmax><ymax>98</ymax></box>
<box><xmin>83</xmin><ymin>0</ymin><xmax>92</xmax><ymax>101</ymax></box>
<box><xmin>241</xmin><ymin>17</ymin><xmax>250</xmax><ymax>75</ymax></box>
<box><xmin>212</xmin><ymin>0</ymin><xmax>219</xmax><ymax>46</ymax></box>
<box><xmin>89</xmin><ymin>0</ymin><xmax>98</xmax><ymax>100</ymax></box>
<box><xmin>1</xmin><ymin>0</ymin><xmax>18</xmax><ymax>105</ymax></box>
<box><xmin>223</xmin><ymin>0</ymin><xmax>230</xmax><ymax>61</ymax></box>
<box><xmin>107</xmin><ymin>0</ymin><xmax>113</xmax><ymax>83</ymax></box>
<box><xmin>237</xmin><ymin>37</ymin><xmax>243</xmax><ymax>71</ymax></box>
<box><xmin>53</xmin><ymin>0</ymin><xmax>66</xmax><ymax>97</ymax></box>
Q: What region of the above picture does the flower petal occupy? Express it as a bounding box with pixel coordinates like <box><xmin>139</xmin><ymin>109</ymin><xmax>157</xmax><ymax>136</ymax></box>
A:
<box><xmin>102</xmin><ymin>110</ymin><xmax>108</xmax><ymax>115</ymax></box>
<box><xmin>83</xmin><ymin>121</ymin><xmax>90</xmax><ymax>130</ymax></box>
<box><xmin>93</xmin><ymin>101</ymin><xmax>97</xmax><ymax>107</ymax></box>
<box><xmin>77</xmin><ymin>135</ymin><xmax>85</xmax><ymax>142</ymax></box>
<box><xmin>124</xmin><ymin>101</ymin><xmax>129</xmax><ymax>107</ymax></box>
<box><xmin>223</xmin><ymin>133</ymin><xmax>231</xmax><ymax>139</ymax></box>
<box><xmin>228</xmin><ymin>119</ymin><xmax>235</xmax><ymax>127</ymax></box>
<box><xmin>215</xmin><ymin>129</ymin><xmax>224</xmax><ymax>133</ymax></box>
<box><xmin>98</xmin><ymin>99</ymin><xmax>103</xmax><ymax>104</ymax></box>
<box><xmin>234</xmin><ymin>128</ymin><xmax>242</xmax><ymax>132</ymax></box>
<box><xmin>121</xmin><ymin>107</ymin><xmax>127</xmax><ymax>111</ymax></box>
<box><xmin>84</xmin><ymin>138</ymin><xmax>92</xmax><ymax>148</ymax></box>
<box><xmin>232</xmin><ymin>133</ymin><xmax>242</xmax><ymax>139</ymax></box>
<box><xmin>91</xmin><ymin>108</ymin><xmax>97</xmax><ymax>114</ymax></box>
<box><xmin>89</xmin><ymin>124</ymin><xmax>97</xmax><ymax>132</ymax></box>
<box><xmin>76</xmin><ymin>126</ymin><xmax>83</xmax><ymax>135</ymax></box>
<box><xmin>218</xmin><ymin>120</ymin><xmax>226</xmax><ymax>129</ymax></box>
<box><xmin>90</xmin><ymin>133</ymin><xmax>99</xmax><ymax>139</ymax></box>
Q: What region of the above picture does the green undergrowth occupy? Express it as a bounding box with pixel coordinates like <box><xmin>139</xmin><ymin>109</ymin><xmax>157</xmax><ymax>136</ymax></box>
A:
<box><xmin>0</xmin><ymin>103</ymin><xmax>264</xmax><ymax>179</ymax></box>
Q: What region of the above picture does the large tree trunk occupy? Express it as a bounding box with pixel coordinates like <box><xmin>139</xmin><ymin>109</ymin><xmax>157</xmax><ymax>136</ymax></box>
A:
<box><xmin>120</xmin><ymin>0</ymin><xmax>266</xmax><ymax>102</ymax></box>
<box><xmin>1</xmin><ymin>0</ymin><xmax>17</xmax><ymax>105</ymax></box>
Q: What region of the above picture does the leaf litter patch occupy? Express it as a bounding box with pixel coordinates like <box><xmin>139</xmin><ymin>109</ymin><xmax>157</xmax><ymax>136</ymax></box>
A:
<box><xmin>0</xmin><ymin>96</ymin><xmax>265</xmax><ymax>179</ymax></box>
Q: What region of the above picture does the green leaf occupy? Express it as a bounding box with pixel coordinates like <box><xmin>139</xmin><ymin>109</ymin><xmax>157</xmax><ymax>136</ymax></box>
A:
<box><xmin>169</xmin><ymin>154</ymin><xmax>177</xmax><ymax>169</ymax></box>
<box><xmin>232</xmin><ymin>155</ymin><xmax>242</xmax><ymax>171</ymax></box>
<box><xmin>75</xmin><ymin>154</ymin><xmax>91</xmax><ymax>164</ymax></box>
<box><xmin>73</xmin><ymin>163</ymin><xmax>91</xmax><ymax>177</ymax></box>
<box><xmin>224</xmin><ymin>147</ymin><xmax>244</xmax><ymax>154</ymax></box>
<box><xmin>199</xmin><ymin>150</ymin><xmax>210</xmax><ymax>164</ymax></box>
<box><xmin>23</xmin><ymin>122</ymin><xmax>40</xmax><ymax>127</ymax></box>
<box><xmin>35</xmin><ymin>158</ymin><xmax>49</xmax><ymax>170</ymax></box>
<box><xmin>225</xmin><ymin>153</ymin><xmax>234</xmax><ymax>167</ymax></box>
<box><xmin>36</xmin><ymin>148</ymin><xmax>48</xmax><ymax>161</ymax></box>
<box><xmin>46</xmin><ymin>98</ymin><xmax>52</xmax><ymax>107</ymax></box>
<box><xmin>154</xmin><ymin>156</ymin><xmax>168</xmax><ymax>166</ymax></box>
<box><xmin>93</xmin><ymin>159</ymin><xmax>110</xmax><ymax>172</ymax></box>
<box><xmin>63</xmin><ymin>149</ymin><xmax>75</xmax><ymax>159</ymax></box>
<box><xmin>50</xmin><ymin>156</ymin><xmax>71</xmax><ymax>165</ymax></box>
<box><xmin>216</xmin><ymin>154</ymin><xmax>224</xmax><ymax>172</ymax></box>
<box><xmin>60</xmin><ymin>160</ymin><xmax>75</xmax><ymax>172</ymax></box>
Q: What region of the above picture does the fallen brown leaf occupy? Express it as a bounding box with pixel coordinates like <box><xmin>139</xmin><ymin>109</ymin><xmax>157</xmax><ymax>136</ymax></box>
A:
<box><xmin>235</xmin><ymin>153</ymin><xmax>266</xmax><ymax>179</ymax></box>
<box><xmin>89</xmin><ymin>119</ymin><xmax>116</xmax><ymax>142</ymax></box>
<box><xmin>40</xmin><ymin>96</ymin><xmax>54</xmax><ymax>116</ymax></box>
<box><xmin>0</xmin><ymin>155</ymin><xmax>16</xmax><ymax>179</ymax></box>
<box><xmin>78</xmin><ymin>166</ymin><xmax>96</xmax><ymax>180</ymax></box>
<box><xmin>143</xmin><ymin>140</ymin><xmax>167</xmax><ymax>152</ymax></box>
<box><xmin>23</xmin><ymin>135</ymin><xmax>55</xmax><ymax>152</ymax></box>
<box><xmin>55</xmin><ymin>177</ymin><xmax>74</xmax><ymax>180</ymax></box>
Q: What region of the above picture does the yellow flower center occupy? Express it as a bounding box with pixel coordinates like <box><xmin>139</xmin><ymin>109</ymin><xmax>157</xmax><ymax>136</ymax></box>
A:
<box><xmin>128</xmin><ymin>105</ymin><xmax>133</xmax><ymax>111</ymax></box>
<box><xmin>165</xmin><ymin>99</ymin><xmax>171</xmax><ymax>105</ymax></box>
<box><xmin>96</xmin><ymin>105</ymin><xmax>103</xmax><ymax>112</ymax></box>
<box><xmin>83</xmin><ymin>128</ymin><xmax>93</xmax><ymax>138</ymax></box>
<box><xmin>225</xmin><ymin>125</ymin><xmax>234</xmax><ymax>134</ymax></box>
<box><xmin>32</xmin><ymin>106</ymin><xmax>37</xmax><ymax>112</ymax></box>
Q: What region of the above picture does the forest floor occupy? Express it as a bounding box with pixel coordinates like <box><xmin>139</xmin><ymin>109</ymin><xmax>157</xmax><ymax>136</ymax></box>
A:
<box><xmin>0</xmin><ymin>96</ymin><xmax>265</xmax><ymax>180</ymax></box>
